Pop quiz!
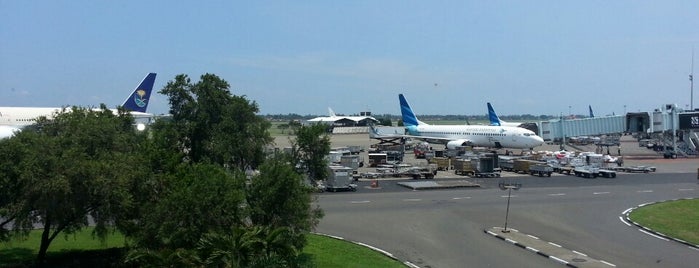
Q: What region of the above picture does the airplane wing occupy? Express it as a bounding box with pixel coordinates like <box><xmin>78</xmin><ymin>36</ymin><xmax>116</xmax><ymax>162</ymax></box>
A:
<box><xmin>400</xmin><ymin>134</ymin><xmax>473</xmax><ymax>145</ymax></box>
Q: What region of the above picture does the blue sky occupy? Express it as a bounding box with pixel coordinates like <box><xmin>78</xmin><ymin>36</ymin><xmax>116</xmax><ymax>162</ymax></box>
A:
<box><xmin>1</xmin><ymin>1</ymin><xmax>698</xmax><ymax>117</ymax></box>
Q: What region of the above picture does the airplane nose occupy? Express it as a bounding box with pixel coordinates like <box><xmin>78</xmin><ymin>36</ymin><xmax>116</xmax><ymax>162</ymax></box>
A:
<box><xmin>535</xmin><ymin>136</ymin><xmax>544</xmax><ymax>145</ymax></box>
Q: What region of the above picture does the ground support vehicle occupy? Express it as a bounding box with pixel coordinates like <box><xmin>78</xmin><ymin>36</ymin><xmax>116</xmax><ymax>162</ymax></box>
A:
<box><xmin>610</xmin><ymin>165</ymin><xmax>656</xmax><ymax>173</ymax></box>
<box><xmin>512</xmin><ymin>159</ymin><xmax>540</xmax><ymax>174</ymax></box>
<box><xmin>325</xmin><ymin>166</ymin><xmax>358</xmax><ymax>192</ymax></box>
<box><xmin>472</xmin><ymin>155</ymin><xmax>501</xmax><ymax>178</ymax></box>
<box><xmin>573</xmin><ymin>166</ymin><xmax>617</xmax><ymax>178</ymax></box>
<box><xmin>405</xmin><ymin>164</ymin><xmax>438</xmax><ymax>179</ymax></box>
<box><xmin>555</xmin><ymin>166</ymin><xmax>574</xmax><ymax>175</ymax></box>
<box><xmin>429</xmin><ymin>157</ymin><xmax>451</xmax><ymax>171</ymax></box>
<box><xmin>453</xmin><ymin>159</ymin><xmax>475</xmax><ymax>176</ymax></box>
<box><xmin>529</xmin><ymin>164</ymin><xmax>553</xmax><ymax>177</ymax></box>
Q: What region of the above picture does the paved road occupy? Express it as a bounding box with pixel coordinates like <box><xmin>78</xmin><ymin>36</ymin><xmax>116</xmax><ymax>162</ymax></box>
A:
<box><xmin>315</xmin><ymin>172</ymin><xmax>699</xmax><ymax>267</ymax></box>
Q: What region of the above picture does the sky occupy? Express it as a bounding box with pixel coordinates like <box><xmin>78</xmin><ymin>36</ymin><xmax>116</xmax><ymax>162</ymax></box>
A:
<box><xmin>1</xmin><ymin>1</ymin><xmax>698</xmax><ymax>117</ymax></box>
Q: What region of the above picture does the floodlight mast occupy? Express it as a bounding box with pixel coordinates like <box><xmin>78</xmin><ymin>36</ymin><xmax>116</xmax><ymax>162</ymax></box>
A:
<box><xmin>691</xmin><ymin>48</ymin><xmax>695</xmax><ymax>110</ymax></box>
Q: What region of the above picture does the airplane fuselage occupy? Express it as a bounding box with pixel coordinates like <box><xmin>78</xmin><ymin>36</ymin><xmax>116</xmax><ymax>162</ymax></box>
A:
<box><xmin>406</xmin><ymin>124</ymin><xmax>543</xmax><ymax>149</ymax></box>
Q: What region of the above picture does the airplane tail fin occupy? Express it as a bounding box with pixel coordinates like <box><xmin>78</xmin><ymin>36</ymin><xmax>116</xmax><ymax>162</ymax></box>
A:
<box><xmin>589</xmin><ymin>105</ymin><xmax>594</xmax><ymax>118</ymax></box>
<box><xmin>487</xmin><ymin>102</ymin><xmax>502</xmax><ymax>126</ymax></box>
<box><xmin>368</xmin><ymin>123</ymin><xmax>381</xmax><ymax>138</ymax></box>
<box><xmin>399</xmin><ymin>94</ymin><xmax>424</xmax><ymax>127</ymax></box>
<box><xmin>121</xmin><ymin>73</ymin><xmax>156</xmax><ymax>113</ymax></box>
<box><xmin>328</xmin><ymin>107</ymin><xmax>336</xmax><ymax>117</ymax></box>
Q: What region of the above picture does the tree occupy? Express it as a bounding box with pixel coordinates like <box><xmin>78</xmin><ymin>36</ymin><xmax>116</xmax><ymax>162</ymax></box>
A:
<box><xmin>246</xmin><ymin>154</ymin><xmax>323</xmax><ymax>261</ymax></box>
<box><xmin>377</xmin><ymin>117</ymin><xmax>392</xmax><ymax>126</ymax></box>
<box><xmin>290</xmin><ymin>124</ymin><xmax>331</xmax><ymax>182</ymax></box>
<box><xmin>159</xmin><ymin>73</ymin><xmax>272</xmax><ymax>170</ymax></box>
<box><xmin>125</xmin><ymin>163</ymin><xmax>247</xmax><ymax>251</ymax></box>
<box><xmin>0</xmin><ymin>106</ymin><xmax>146</xmax><ymax>262</ymax></box>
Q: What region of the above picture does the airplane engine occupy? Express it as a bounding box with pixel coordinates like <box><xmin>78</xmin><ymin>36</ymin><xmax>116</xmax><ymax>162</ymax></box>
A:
<box><xmin>446</xmin><ymin>139</ymin><xmax>471</xmax><ymax>150</ymax></box>
<box><xmin>0</xmin><ymin>125</ymin><xmax>21</xmax><ymax>139</ymax></box>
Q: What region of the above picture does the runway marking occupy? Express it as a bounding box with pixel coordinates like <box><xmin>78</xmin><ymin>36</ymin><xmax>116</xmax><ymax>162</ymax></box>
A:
<box><xmin>525</xmin><ymin>246</ymin><xmax>539</xmax><ymax>253</ymax></box>
<box><xmin>350</xmin><ymin>201</ymin><xmax>371</xmax><ymax>204</ymax></box>
<box><xmin>500</xmin><ymin>195</ymin><xmax>518</xmax><ymax>198</ymax></box>
<box><xmin>593</xmin><ymin>191</ymin><xmax>610</xmax><ymax>195</ymax></box>
<box><xmin>403</xmin><ymin>199</ymin><xmax>422</xmax><ymax>202</ymax></box>
<box><xmin>505</xmin><ymin>238</ymin><xmax>517</xmax><ymax>244</ymax></box>
<box><xmin>600</xmin><ymin>260</ymin><xmax>617</xmax><ymax>266</ymax></box>
<box><xmin>637</xmin><ymin>190</ymin><xmax>654</xmax><ymax>193</ymax></box>
<box><xmin>527</xmin><ymin>234</ymin><xmax>539</xmax><ymax>240</ymax></box>
<box><xmin>638</xmin><ymin>229</ymin><xmax>669</xmax><ymax>241</ymax></box>
<box><xmin>572</xmin><ymin>250</ymin><xmax>588</xmax><ymax>257</ymax></box>
<box><xmin>678</xmin><ymin>188</ymin><xmax>694</xmax><ymax>191</ymax></box>
<box><xmin>548</xmin><ymin>193</ymin><xmax>566</xmax><ymax>196</ymax></box>
<box><xmin>452</xmin><ymin>197</ymin><xmax>472</xmax><ymax>200</ymax></box>
<box><xmin>548</xmin><ymin>242</ymin><xmax>562</xmax><ymax>248</ymax></box>
<box><xmin>619</xmin><ymin>216</ymin><xmax>631</xmax><ymax>227</ymax></box>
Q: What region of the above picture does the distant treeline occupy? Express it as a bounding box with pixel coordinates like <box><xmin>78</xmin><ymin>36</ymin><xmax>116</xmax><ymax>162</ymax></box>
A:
<box><xmin>263</xmin><ymin>113</ymin><xmax>560</xmax><ymax>122</ymax></box>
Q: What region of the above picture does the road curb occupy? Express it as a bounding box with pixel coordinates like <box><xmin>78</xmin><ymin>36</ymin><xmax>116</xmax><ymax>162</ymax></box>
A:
<box><xmin>622</xmin><ymin>197</ymin><xmax>699</xmax><ymax>249</ymax></box>
<box><xmin>484</xmin><ymin>228</ymin><xmax>580</xmax><ymax>267</ymax></box>
<box><xmin>312</xmin><ymin>232</ymin><xmax>420</xmax><ymax>268</ymax></box>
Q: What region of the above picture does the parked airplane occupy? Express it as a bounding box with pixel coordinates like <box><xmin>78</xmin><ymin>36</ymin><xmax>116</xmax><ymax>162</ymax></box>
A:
<box><xmin>400</xmin><ymin>94</ymin><xmax>544</xmax><ymax>149</ymax></box>
<box><xmin>307</xmin><ymin>107</ymin><xmax>378</xmax><ymax>125</ymax></box>
<box><xmin>0</xmin><ymin>73</ymin><xmax>157</xmax><ymax>139</ymax></box>
<box><xmin>487</xmin><ymin>102</ymin><xmax>524</xmax><ymax>127</ymax></box>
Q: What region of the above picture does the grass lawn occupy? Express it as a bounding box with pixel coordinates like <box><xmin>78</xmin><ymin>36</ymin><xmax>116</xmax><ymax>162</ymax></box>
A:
<box><xmin>304</xmin><ymin>234</ymin><xmax>405</xmax><ymax>268</ymax></box>
<box><xmin>0</xmin><ymin>228</ymin><xmax>405</xmax><ymax>267</ymax></box>
<box><xmin>628</xmin><ymin>198</ymin><xmax>699</xmax><ymax>245</ymax></box>
<box><xmin>0</xmin><ymin>228</ymin><xmax>126</xmax><ymax>266</ymax></box>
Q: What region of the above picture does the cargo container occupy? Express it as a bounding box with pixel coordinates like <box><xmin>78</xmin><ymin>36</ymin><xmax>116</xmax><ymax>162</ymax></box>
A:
<box><xmin>325</xmin><ymin>166</ymin><xmax>357</xmax><ymax>192</ymax></box>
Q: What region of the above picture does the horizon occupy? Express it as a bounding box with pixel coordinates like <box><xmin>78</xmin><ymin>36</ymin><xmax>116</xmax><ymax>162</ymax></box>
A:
<box><xmin>2</xmin><ymin>1</ymin><xmax>698</xmax><ymax>116</ymax></box>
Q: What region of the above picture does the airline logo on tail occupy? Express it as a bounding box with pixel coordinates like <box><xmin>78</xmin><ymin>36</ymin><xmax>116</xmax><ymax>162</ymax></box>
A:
<box><xmin>399</xmin><ymin>94</ymin><xmax>420</xmax><ymax>127</ymax></box>
<box><xmin>487</xmin><ymin>102</ymin><xmax>501</xmax><ymax>126</ymax></box>
<box><xmin>122</xmin><ymin>73</ymin><xmax>156</xmax><ymax>113</ymax></box>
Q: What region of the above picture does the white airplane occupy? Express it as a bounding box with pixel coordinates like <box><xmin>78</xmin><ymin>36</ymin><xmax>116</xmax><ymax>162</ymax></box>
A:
<box><xmin>307</xmin><ymin>107</ymin><xmax>378</xmax><ymax>124</ymax></box>
<box><xmin>0</xmin><ymin>73</ymin><xmax>157</xmax><ymax>139</ymax></box>
<box><xmin>400</xmin><ymin>94</ymin><xmax>544</xmax><ymax>149</ymax></box>
<box><xmin>487</xmin><ymin>102</ymin><xmax>524</xmax><ymax>127</ymax></box>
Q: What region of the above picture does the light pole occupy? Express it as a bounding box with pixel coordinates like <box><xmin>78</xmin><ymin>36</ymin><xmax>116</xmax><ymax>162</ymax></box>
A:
<box><xmin>499</xmin><ymin>181</ymin><xmax>522</xmax><ymax>233</ymax></box>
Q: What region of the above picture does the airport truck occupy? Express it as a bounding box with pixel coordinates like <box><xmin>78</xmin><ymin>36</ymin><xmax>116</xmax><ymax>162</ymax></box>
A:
<box><xmin>513</xmin><ymin>159</ymin><xmax>541</xmax><ymax>174</ymax></box>
<box><xmin>529</xmin><ymin>164</ymin><xmax>553</xmax><ymax>177</ymax></box>
<box><xmin>573</xmin><ymin>166</ymin><xmax>616</xmax><ymax>178</ymax></box>
<box><xmin>405</xmin><ymin>164</ymin><xmax>438</xmax><ymax>179</ymax></box>
<box><xmin>325</xmin><ymin>166</ymin><xmax>357</xmax><ymax>192</ymax></box>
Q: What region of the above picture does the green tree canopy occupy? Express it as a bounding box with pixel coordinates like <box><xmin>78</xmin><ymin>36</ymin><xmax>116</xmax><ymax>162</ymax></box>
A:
<box><xmin>290</xmin><ymin>124</ymin><xmax>331</xmax><ymax>182</ymax></box>
<box><xmin>247</xmin><ymin>155</ymin><xmax>323</xmax><ymax>250</ymax></box>
<box><xmin>159</xmin><ymin>73</ymin><xmax>273</xmax><ymax>169</ymax></box>
<box><xmin>0</xmin><ymin>106</ymin><xmax>146</xmax><ymax>262</ymax></box>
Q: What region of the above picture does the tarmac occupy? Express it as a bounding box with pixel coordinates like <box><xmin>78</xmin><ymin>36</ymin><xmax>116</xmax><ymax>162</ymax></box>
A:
<box><xmin>293</xmin><ymin>131</ymin><xmax>698</xmax><ymax>267</ymax></box>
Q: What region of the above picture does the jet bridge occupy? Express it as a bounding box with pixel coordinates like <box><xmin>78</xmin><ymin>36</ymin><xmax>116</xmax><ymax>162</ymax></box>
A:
<box><xmin>539</xmin><ymin>115</ymin><xmax>626</xmax><ymax>142</ymax></box>
<box><xmin>539</xmin><ymin>104</ymin><xmax>697</xmax><ymax>157</ymax></box>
